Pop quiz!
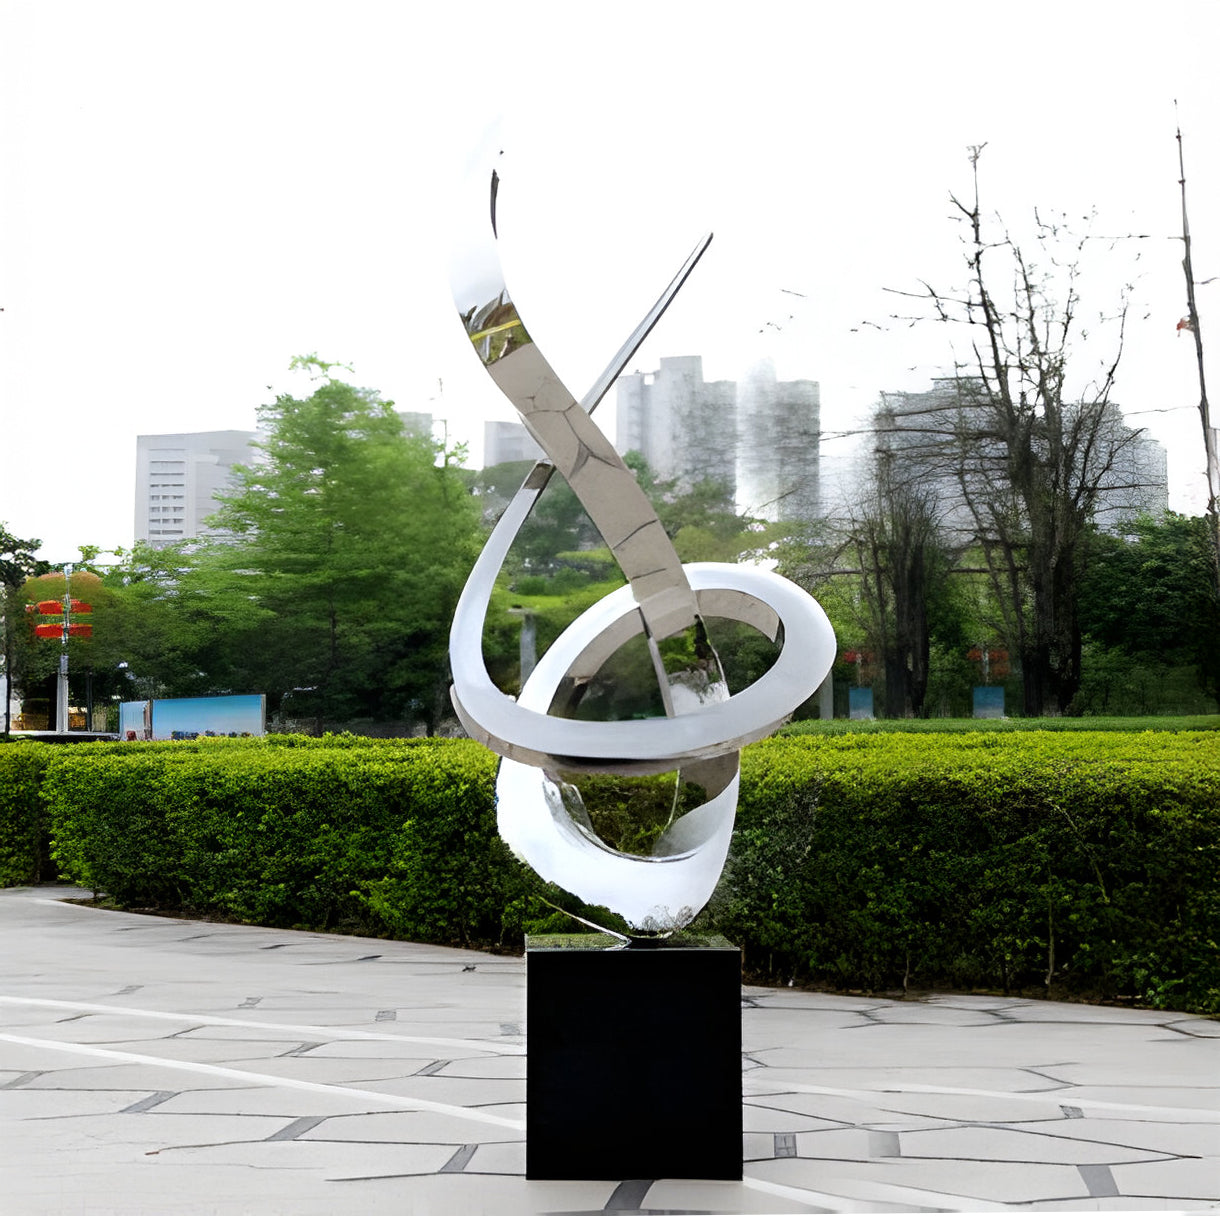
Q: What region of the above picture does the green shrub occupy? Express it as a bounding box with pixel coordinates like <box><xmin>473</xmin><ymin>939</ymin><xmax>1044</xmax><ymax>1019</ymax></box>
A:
<box><xmin>18</xmin><ymin>729</ymin><xmax>1220</xmax><ymax>1013</ymax></box>
<box><xmin>0</xmin><ymin>743</ymin><xmax>55</xmax><ymax>885</ymax></box>
<box><xmin>45</xmin><ymin>738</ymin><xmax>517</xmax><ymax>943</ymax></box>
<box><xmin>709</xmin><ymin>731</ymin><xmax>1220</xmax><ymax>1013</ymax></box>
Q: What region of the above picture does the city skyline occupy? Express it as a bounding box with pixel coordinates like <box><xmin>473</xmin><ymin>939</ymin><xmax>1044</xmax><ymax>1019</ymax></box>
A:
<box><xmin>127</xmin><ymin>350</ymin><xmax>1172</xmax><ymax>554</ymax></box>
<box><xmin>2</xmin><ymin>3</ymin><xmax>1217</xmax><ymax>562</ymax></box>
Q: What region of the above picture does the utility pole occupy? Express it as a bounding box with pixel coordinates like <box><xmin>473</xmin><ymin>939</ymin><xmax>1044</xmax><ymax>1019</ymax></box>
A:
<box><xmin>1176</xmin><ymin>118</ymin><xmax>1220</xmax><ymax>599</ymax></box>
<box><xmin>56</xmin><ymin>563</ymin><xmax>73</xmax><ymax>732</ymax></box>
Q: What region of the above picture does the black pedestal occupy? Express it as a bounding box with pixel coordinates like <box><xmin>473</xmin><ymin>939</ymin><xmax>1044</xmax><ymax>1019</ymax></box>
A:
<box><xmin>525</xmin><ymin>934</ymin><xmax>742</xmax><ymax>1181</ymax></box>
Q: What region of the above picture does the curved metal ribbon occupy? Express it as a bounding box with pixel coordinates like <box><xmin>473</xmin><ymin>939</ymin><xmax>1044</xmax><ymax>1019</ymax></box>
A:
<box><xmin>449</xmin><ymin>147</ymin><xmax>836</xmax><ymax>931</ymax></box>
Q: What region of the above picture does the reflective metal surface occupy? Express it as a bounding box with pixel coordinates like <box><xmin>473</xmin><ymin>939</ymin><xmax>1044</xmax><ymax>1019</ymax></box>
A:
<box><xmin>449</xmin><ymin>145</ymin><xmax>836</xmax><ymax>932</ymax></box>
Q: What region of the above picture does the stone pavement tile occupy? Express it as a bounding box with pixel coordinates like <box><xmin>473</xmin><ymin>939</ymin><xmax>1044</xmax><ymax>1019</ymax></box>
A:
<box><xmin>653</xmin><ymin>1176</ymin><xmax>835</xmax><ymax>1212</ymax></box>
<box><xmin>849</xmin><ymin>1003</ymin><xmax>1005</xmax><ymax>1027</ymax></box>
<box><xmin>755</xmin><ymin>1155</ymin><xmax>1091</xmax><ymax>1206</ymax></box>
<box><xmin>757</xmin><ymin>1021</ymin><xmax>1170</xmax><ymax>1070</ymax></box>
<box><xmin>0</xmin><ymin>1041</ymin><xmax>84</xmax><ymax>1071</ymax></box>
<box><xmin>743</xmin><ymin>1088</ymin><xmax>903</xmax><ymax>1126</ymax></box>
<box><xmin>0</xmin><ymin>1087</ymin><xmax>162</xmax><ymax>1117</ymax></box>
<box><xmin>1019</xmin><ymin>1199</ymin><xmax>1220</xmax><ymax>1211</ymax></box>
<box><xmin>464</xmin><ymin>1139</ymin><xmax>526</xmax><ymax>1175</ymax></box>
<box><xmin>898</xmin><ymin>1122</ymin><xmax>1175</xmax><ymax>1164</ymax></box>
<box><xmin>920</xmin><ymin>994</ymin><xmax>1030</xmax><ymax>1010</ymax></box>
<box><xmin>329</xmin><ymin>1019</ymin><xmax>518</xmax><ymax>1041</ymax></box>
<box><xmin>790</xmin><ymin>1128</ymin><xmax>880</xmax><ymax>1161</ymax></box>
<box><xmin>55</xmin><ymin>1107</ymin><xmax>291</xmax><ymax>1146</ymax></box>
<box><xmin>743</xmin><ymin>1157</ymin><xmax>1012</xmax><ymax>1211</ymax></box>
<box><xmin>21</xmin><ymin>1063</ymin><xmax>267</xmax><ymax>1090</ymax></box>
<box><xmin>743</xmin><ymin>1129</ymin><xmax>779</xmax><ymax>1159</ymax></box>
<box><xmin>1</xmin><ymin>1108</ymin><xmax>288</xmax><ymax>1163</ymax></box>
<box><xmin>49</xmin><ymin>1034</ymin><xmax>320</xmax><ymax>1066</ymax></box>
<box><xmin>1110</xmin><ymin>1158</ymin><xmax>1220</xmax><ymax>1201</ymax></box>
<box><xmin>994</xmin><ymin>1002</ymin><xmax>1184</xmax><ymax>1024</ymax></box>
<box><xmin>1049</xmin><ymin>1084</ymin><xmax>1220</xmax><ymax>1114</ymax></box>
<box><xmin>862</xmin><ymin>1090</ymin><xmax>1089</xmax><ymax>1122</ymax></box>
<box><xmin>200</xmin><ymin>1053</ymin><xmax>437</xmax><ymax>1083</ymax></box>
<box><xmin>0</xmin><ymin>1162</ymin><xmax>353</xmax><ymax>1216</ymax></box>
<box><xmin>743</xmin><ymin>1011</ymin><xmax>877</xmax><ymax>1046</ymax></box>
<box><xmin>1165</xmin><ymin>1017</ymin><xmax>1220</xmax><ymax>1038</ymax></box>
<box><xmin>752</xmin><ymin>1064</ymin><xmax>1065</xmax><ymax>1093</ymax></box>
<box><xmin>1016</xmin><ymin>1116</ymin><xmax>1220</xmax><ymax>1158</ymax></box>
<box><xmin>151</xmin><ymin>1086</ymin><xmax>387</xmax><ymax>1118</ymax></box>
<box><xmin>437</xmin><ymin>1054</ymin><xmax>527</xmax><ymax>1079</ymax></box>
<box><xmin>350</xmin><ymin>1074</ymin><xmax>526</xmax><ymax>1106</ymax></box>
<box><xmin>291</xmin><ymin>1038</ymin><xmax>496</xmax><ymax>1061</ymax></box>
<box><xmin>153</xmin><ymin>1137</ymin><xmax>458</xmax><ymax>1175</ymax></box>
<box><xmin>1048</xmin><ymin>1052</ymin><xmax>1220</xmax><ymax>1087</ymax></box>
<box><xmin>749</xmin><ymin>992</ymin><xmax>890</xmax><ymax>1011</ymax></box>
<box><xmin>296</xmin><ymin>1108</ymin><xmax>525</xmax><ymax>1144</ymax></box>
<box><xmin>330</xmin><ymin>1173</ymin><xmax>622</xmax><ymax>1216</ymax></box>
<box><xmin>742</xmin><ymin>1101</ymin><xmax>853</xmax><ymax>1133</ymax></box>
<box><xmin>136</xmin><ymin>1022</ymin><xmax>370</xmax><ymax>1043</ymax></box>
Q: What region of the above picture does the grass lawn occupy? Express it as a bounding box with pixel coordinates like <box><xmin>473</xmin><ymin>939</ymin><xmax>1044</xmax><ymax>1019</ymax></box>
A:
<box><xmin>780</xmin><ymin>714</ymin><xmax>1220</xmax><ymax>735</ymax></box>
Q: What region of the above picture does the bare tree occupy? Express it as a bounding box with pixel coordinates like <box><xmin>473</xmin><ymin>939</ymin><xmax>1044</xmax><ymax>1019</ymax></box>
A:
<box><xmin>846</xmin><ymin>406</ymin><xmax>955</xmax><ymax>717</ymax></box>
<box><xmin>1176</xmin><ymin>120</ymin><xmax>1220</xmax><ymax>600</ymax></box>
<box><xmin>884</xmin><ymin>148</ymin><xmax>1152</xmax><ymax>716</ymax></box>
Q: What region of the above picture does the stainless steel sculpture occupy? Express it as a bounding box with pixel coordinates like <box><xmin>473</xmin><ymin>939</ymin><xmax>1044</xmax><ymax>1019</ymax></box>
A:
<box><xmin>449</xmin><ymin>147</ymin><xmax>836</xmax><ymax>933</ymax></box>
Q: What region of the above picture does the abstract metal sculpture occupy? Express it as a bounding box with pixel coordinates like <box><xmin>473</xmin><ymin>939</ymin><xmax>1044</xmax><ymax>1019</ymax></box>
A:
<box><xmin>449</xmin><ymin>147</ymin><xmax>836</xmax><ymax>933</ymax></box>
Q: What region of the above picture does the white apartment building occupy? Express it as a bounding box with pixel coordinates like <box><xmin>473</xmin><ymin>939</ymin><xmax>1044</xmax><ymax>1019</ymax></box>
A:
<box><xmin>616</xmin><ymin>355</ymin><xmax>821</xmax><ymax>523</ymax></box>
<box><xmin>134</xmin><ymin>430</ymin><xmax>257</xmax><ymax>548</ymax></box>
<box><xmin>484</xmin><ymin>419</ymin><xmax>543</xmax><ymax>467</ymax></box>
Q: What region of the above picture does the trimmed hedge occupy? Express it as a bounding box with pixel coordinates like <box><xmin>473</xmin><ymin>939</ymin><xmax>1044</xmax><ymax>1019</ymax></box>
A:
<box><xmin>716</xmin><ymin>731</ymin><xmax>1220</xmax><ymax>1013</ymax></box>
<box><xmin>41</xmin><ymin>737</ymin><xmax>537</xmax><ymax>946</ymax></box>
<box><xmin>7</xmin><ymin>730</ymin><xmax>1219</xmax><ymax>1012</ymax></box>
<box><xmin>780</xmin><ymin>714</ymin><xmax>1220</xmax><ymax>735</ymax></box>
<box><xmin>0</xmin><ymin>743</ymin><xmax>55</xmax><ymax>885</ymax></box>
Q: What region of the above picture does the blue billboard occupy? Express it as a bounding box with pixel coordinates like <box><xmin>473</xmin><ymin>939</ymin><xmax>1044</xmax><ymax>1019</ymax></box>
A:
<box><xmin>973</xmin><ymin>686</ymin><xmax>1005</xmax><ymax>719</ymax></box>
<box><xmin>119</xmin><ymin>694</ymin><xmax>266</xmax><ymax>740</ymax></box>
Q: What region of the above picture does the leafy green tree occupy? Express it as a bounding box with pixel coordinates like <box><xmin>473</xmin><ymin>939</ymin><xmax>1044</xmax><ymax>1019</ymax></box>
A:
<box><xmin>164</xmin><ymin>367</ymin><xmax>484</xmax><ymax>727</ymax></box>
<box><xmin>1079</xmin><ymin>513</ymin><xmax>1220</xmax><ymax>703</ymax></box>
<box><xmin>0</xmin><ymin>525</ymin><xmax>50</xmax><ymax>735</ymax></box>
<box><xmin>11</xmin><ymin>568</ymin><xmax>142</xmax><ymax>729</ymax></box>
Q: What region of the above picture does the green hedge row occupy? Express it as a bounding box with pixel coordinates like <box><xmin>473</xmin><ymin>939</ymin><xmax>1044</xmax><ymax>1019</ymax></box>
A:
<box><xmin>717</xmin><ymin>732</ymin><xmax>1220</xmax><ymax>1013</ymax></box>
<box><xmin>780</xmin><ymin>714</ymin><xmax>1220</xmax><ymax>735</ymax></box>
<box><xmin>0</xmin><ymin>744</ymin><xmax>55</xmax><ymax>885</ymax></box>
<box><xmin>2</xmin><ymin>730</ymin><xmax>1217</xmax><ymax>1012</ymax></box>
<box><xmin>41</xmin><ymin>737</ymin><xmax>531</xmax><ymax>947</ymax></box>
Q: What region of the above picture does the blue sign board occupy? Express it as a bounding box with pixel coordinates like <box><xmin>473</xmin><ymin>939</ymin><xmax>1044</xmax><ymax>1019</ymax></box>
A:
<box><xmin>973</xmin><ymin>686</ymin><xmax>1005</xmax><ymax>719</ymax></box>
<box><xmin>119</xmin><ymin>694</ymin><xmax>266</xmax><ymax>740</ymax></box>
<box><xmin>848</xmin><ymin>687</ymin><xmax>874</xmax><ymax>720</ymax></box>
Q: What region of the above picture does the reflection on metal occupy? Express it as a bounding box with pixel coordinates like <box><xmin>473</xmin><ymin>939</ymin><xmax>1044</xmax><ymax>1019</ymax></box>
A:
<box><xmin>449</xmin><ymin>145</ymin><xmax>836</xmax><ymax>933</ymax></box>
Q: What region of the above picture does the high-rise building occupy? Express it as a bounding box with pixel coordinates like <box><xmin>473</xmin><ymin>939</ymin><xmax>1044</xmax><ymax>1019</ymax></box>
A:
<box><xmin>872</xmin><ymin>380</ymin><xmax>1168</xmax><ymax>534</ymax></box>
<box><xmin>134</xmin><ymin>430</ymin><xmax>257</xmax><ymax>548</ymax></box>
<box><xmin>484</xmin><ymin>419</ymin><xmax>543</xmax><ymax>467</ymax></box>
<box><xmin>399</xmin><ymin>411</ymin><xmax>434</xmax><ymax>440</ymax></box>
<box><xmin>735</xmin><ymin>360</ymin><xmax>820</xmax><ymax>521</ymax></box>
<box><xmin>617</xmin><ymin>356</ymin><xmax>737</xmax><ymax>493</ymax></box>
<box><xmin>616</xmin><ymin>355</ymin><xmax>820</xmax><ymax>522</ymax></box>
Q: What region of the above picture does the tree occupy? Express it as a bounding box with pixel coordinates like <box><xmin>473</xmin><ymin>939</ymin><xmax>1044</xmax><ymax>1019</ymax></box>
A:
<box><xmin>846</xmin><ymin>413</ymin><xmax>961</xmax><ymax>717</ymax></box>
<box><xmin>0</xmin><ymin>525</ymin><xmax>50</xmax><ymax>736</ymax></box>
<box><xmin>884</xmin><ymin>149</ymin><xmax>1150</xmax><ymax>715</ymax></box>
<box><xmin>1079</xmin><ymin>513</ymin><xmax>1220</xmax><ymax>704</ymax></box>
<box><xmin>178</xmin><ymin>367</ymin><xmax>484</xmax><ymax>727</ymax></box>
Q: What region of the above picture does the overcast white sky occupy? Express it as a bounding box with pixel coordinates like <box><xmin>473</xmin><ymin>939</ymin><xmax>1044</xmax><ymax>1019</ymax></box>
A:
<box><xmin>2</xmin><ymin>1</ymin><xmax>1218</xmax><ymax>562</ymax></box>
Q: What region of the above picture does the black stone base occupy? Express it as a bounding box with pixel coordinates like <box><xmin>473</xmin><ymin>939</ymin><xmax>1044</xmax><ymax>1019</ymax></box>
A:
<box><xmin>525</xmin><ymin>934</ymin><xmax>742</xmax><ymax>1181</ymax></box>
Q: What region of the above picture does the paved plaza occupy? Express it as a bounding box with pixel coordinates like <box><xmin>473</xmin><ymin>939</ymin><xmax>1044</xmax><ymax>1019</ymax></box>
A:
<box><xmin>1</xmin><ymin>885</ymin><xmax>1217</xmax><ymax>1214</ymax></box>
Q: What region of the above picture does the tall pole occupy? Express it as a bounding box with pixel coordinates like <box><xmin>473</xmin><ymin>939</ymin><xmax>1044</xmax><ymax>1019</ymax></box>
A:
<box><xmin>2</xmin><ymin>594</ymin><xmax>10</xmax><ymax>739</ymax></box>
<box><xmin>56</xmin><ymin>563</ymin><xmax>72</xmax><ymax>732</ymax></box>
<box><xmin>1176</xmin><ymin>119</ymin><xmax>1220</xmax><ymax>599</ymax></box>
